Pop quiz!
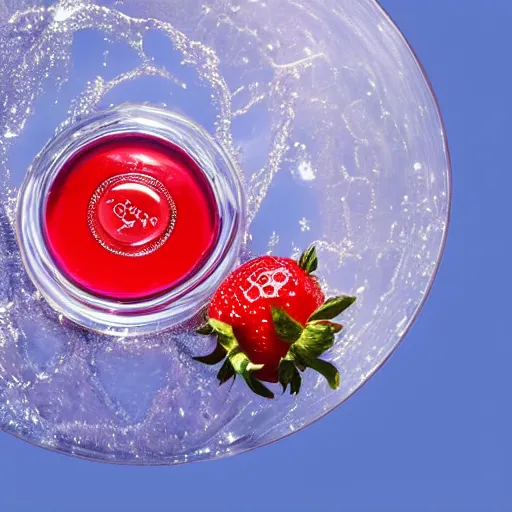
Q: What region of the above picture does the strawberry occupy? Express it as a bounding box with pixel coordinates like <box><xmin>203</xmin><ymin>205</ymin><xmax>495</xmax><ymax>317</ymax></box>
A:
<box><xmin>194</xmin><ymin>246</ymin><xmax>356</xmax><ymax>399</ymax></box>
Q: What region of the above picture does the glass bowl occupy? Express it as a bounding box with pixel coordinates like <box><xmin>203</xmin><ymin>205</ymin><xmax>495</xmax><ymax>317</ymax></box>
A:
<box><xmin>0</xmin><ymin>0</ymin><xmax>451</xmax><ymax>464</ymax></box>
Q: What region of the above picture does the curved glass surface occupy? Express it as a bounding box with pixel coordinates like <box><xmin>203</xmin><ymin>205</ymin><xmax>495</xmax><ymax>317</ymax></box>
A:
<box><xmin>0</xmin><ymin>0</ymin><xmax>451</xmax><ymax>464</ymax></box>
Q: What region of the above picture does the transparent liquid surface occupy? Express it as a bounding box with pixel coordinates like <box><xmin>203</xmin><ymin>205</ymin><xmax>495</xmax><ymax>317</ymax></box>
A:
<box><xmin>0</xmin><ymin>0</ymin><xmax>451</xmax><ymax>464</ymax></box>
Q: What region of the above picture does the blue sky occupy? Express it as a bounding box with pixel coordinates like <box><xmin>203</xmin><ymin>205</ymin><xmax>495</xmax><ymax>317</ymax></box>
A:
<box><xmin>1</xmin><ymin>0</ymin><xmax>510</xmax><ymax>510</ymax></box>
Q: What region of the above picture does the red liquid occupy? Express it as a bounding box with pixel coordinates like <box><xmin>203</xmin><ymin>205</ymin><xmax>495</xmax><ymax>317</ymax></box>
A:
<box><xmin>45</xmin><ymin>135</ymin><xmax>220</xmax><ymax>301</ymax></box>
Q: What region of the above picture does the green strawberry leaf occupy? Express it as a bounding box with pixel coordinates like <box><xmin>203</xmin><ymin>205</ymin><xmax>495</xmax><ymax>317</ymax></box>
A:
<box><xmin>246</xmin><ymin>362</ymin><xmax>265</xmax><ymax>372</ymax></box>
<box><xmin>230</xmin><ymin>350</ymin><xmax>265</xmax><ymax>377</ymax></box>
<box><xmin>278</xmin><ymin>355</ymin><xmax>302</xmax><ymax>395</ymax></box>
<box><xmin>271</xmin><ymin>306</ymin><xmax>303</xmax><ymax>344</ymax></box>
<box><xmin>278</xmin><ymin>359</ymin><xmax>296</xmax><ymax>393</ymax></box>
<box><xmin>298</xmin><ymin>245</ymin><xmax>318</xmax><ymax>274</ymax></box>
<box><xmin>243</xmin><ymin>374</ymin><xmax>275</xmax><ymax>399</ymax></box>
<box><xmin>210</xmin><ymin>319</ymin><xmax>235</xmax><ymax>338</ymax></box>
<box><xmin>308</xmin><ymin>296</ymin><xmax>357</xmax><ymax>322</ymax></box>
<box><xmin>294</xmin><ymin>322</ymin><xmax>337</xmax><ymax>361</ymax></box>
<box><xmin>229</xmin><ymin>350</ymin><xmax>249</xmax><ymax>374</ymax></box>
<box><xmin>296</xmin><ymin>362</ymin><xmax>307</xmax><ymax>372</ymax></box>
<box><xmin>309</xmin><ymin>319</ymin><xmax>343</xmax><ymax>333</ymax></box>
<box><xmin>209</xmin><ymin>319</ymin><xmax>239</xmax><ymax>353</ymax></box>
<box><xmin>239</xmin><ymin>360</ymin><xmax>274</xmax><ymax>399</ymax></box>
<box><xmin>193</xmin><ymin>342</ymin><xmax>227</xmax><ymax>365</ymax></box>
<box><xmin>217</xmin><ymin>359</ymin><xmax>236</xmax><ymax>384</ymax></box>
<box><xmin>196</xmin><ymin>321</ymin><xmax>214</xmax><ymax>335</ymax></box>
<box><xmin>308</xmin><ymin>359</ymin><xmax>340</xmax><ymax>390</ymax></box>
<box><xmin>290</xmin><ymin>368</ymin><xmax>302</xmax><ymax>395</ymax></box>
<box><xmin>218</xmin><ymin>335</ymin><xmax>239</xmax><ymax>353</ymax></box>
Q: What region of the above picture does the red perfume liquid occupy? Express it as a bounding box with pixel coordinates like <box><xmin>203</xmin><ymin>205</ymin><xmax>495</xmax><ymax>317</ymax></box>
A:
<box><xmin>44</xmin><ymin>134</ymin><xmax>220</xmax><ymax>301</ymax></box>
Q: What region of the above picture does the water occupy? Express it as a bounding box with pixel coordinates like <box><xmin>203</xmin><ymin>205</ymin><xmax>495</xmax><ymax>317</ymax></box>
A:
<box><xmin>0</xmin><ymin>0</ymin><xmax>451</xmax><ymax>464</ymax></box>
